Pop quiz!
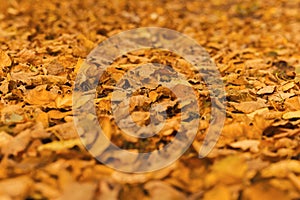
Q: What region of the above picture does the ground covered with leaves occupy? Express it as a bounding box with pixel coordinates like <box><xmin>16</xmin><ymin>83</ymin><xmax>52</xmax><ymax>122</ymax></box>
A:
<box><xmin>0</xmin><ymin>0</ymin><xmax>300</xmax><ymax>199</ymax></box>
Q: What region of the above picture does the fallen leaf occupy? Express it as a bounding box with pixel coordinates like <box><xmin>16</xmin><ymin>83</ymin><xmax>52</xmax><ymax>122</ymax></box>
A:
<box><xmin>97</xmin><ymin>180</ymin><xmax>121</xmax><ymax>200</ymax></box>
<box><xmin>47</xmin><ymin>110</ymin><xmax>72</xmax><ymax>120</ymax></box>
<box><xmin>46</xmin><ymin>59</ymin><xmax>65</xmax><ymax>75</ymax></box>
<box><xmin>0</xmin><ymin>176</ymin><xmax>33</xmax><ymax>199</ymax></box>
<box><xmin>269</xmin><ymin>92</ymin><xmax>295</xmax><ymax>102</ymax></box>
<box><xmin>38</xmin><ymin>139</ymin><xmax>82</xmax><ymax>152</ymax></box>
<box><xmin>261</xmin><ymin>160</ymin><xmax>300</xmax><ymax>178</ymax></box>
<box><xmin>242</xmin><ymin>181</ymin><xmax>290</xmax><ymax>200</ymax></box>
<box><xmin>58</xmin><ymin>182</ymin><xmax>97</xmax><ymax>200</ymax></box>
<box><xmin>47</xmin><ymin>122</ymin><xmax>78</xmax><ymax>139</ymax></box>
<box><xmin>284</xmin><ymin>96</ymin><xmax>300</xmax><ymax>111</ymax></box>
<box><xmin>55</xmin><ymin>93</ymin><xmax>73</xmax><ymax>108</ymax></box>
<box><xmin>282</xmin><ymin>110</ymin><xmax>300</xmax><ymax>119</ymax></box>
<box><xmin>25</xmin><ymin>85</ymin><xmax>59</xmax><ymax>106</ymax></box>
<box><xmin>287</xmin><ymin>173</ymin><xmax>300</xmax><ymax>192</ymax></box>
<box><xmin>34</xmin><ymin>182</ymin><xmax>60</xmax><ymax>199</ymax></box>
<box><xmin>2</xmin><ymin>122</ymin><xmax>49</xmax><ymax>155</ymax></box>
<box><xmin>203</xmin><ymin>184</ymin><xmax>230</xmax><ymax>200</ymax></box>
<box><xmin>0</xmin><ymin>49</ymin><xmax>12</xmax><ymax>67</ymax></box>
<box><xmin>232</xmin><ymin>100</ymin><xmax>267</xmax><ymax>114</ymax></box>
<box><xmin>0</xmin><ymin>104</ymin><xmax>26</xmax><ymax>124</ymax></box>
<box><xmin>282</xmin><ymin>81</ymin><xmax>295</xmax><ymax>91</ymax></box>
<box><xmin>230</xmin><ymin>140</ymin><xmax>260</xmax><ymax>152</ymax></box>
<box><xmin>0</xmin><ymin>131</ymin><xmax>13</xmax><ymax>149</ymax></box>
<box><xmin>257</xmin><ymin>85</ymin><xmax>276</xmax><ymax>95</ymax></box>
<box><xmin>246</xmin><ymin>108</ymin><xmax>269</xmax><ymax>120</ymax></box>
<box><xmin>205</xmin><ymin>155</ymin><xmax>248</xmax><ymax>186</ymax></box>
<box><xmin>144</xmin><ymin>181</ymin><xmax>187</xmax><ymax>200</ymax></box>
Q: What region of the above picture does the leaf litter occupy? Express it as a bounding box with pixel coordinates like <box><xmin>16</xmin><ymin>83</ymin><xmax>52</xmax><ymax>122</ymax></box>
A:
<box><xmin>0</xmin><ymin>0</ymin><xmax>300</xmax><ymax>199</ymax></box>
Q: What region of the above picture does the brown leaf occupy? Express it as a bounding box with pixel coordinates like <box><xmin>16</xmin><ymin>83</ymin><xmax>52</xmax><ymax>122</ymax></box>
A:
<box><xmin>261</xmin><ymin>160</ymin><xmax>300</xmax><ymax>178</ymax></box>
<box><xmin>46</xmin><ymin>59</ymin><xmax>65</xmax><ymax>75</ymax></box>
<box><xmin>0</xmin><ymin>49</ymin><xmax>12</xmax><ymax>67</ymax></box>
<box><xmin>242</xmin><ymin>181</ymin><xmax>290</xmax><ymax>200</ymax></box>
<box><xmin>232</xmin><ymin>99</ymin><xmax>267</xmax><ymax>114</ymax></box>
<box><xmin>2</xmin><ymin>122</ymin><xmax>49</xmax><ymax>156</ymax></box>
<box><xmin>230</xmin><ymin>140</ymin><xmax>260</xmax><ymax>152</ymax></box>
<box><xmin>144</xmin><ymin>181</ymin><xmax>187</xmax><ymax>200</ymax></box>
<box><xmin>25</xmin><ymin>85</ymin><xmax>59</xmax><ymax>106</ymax></box>
<box><xmin>0</xmin><ymin>104</ymin><xmax>26</xmax><ymax>124</ymax></box>
<box><xmin>0</xmin><ymin>131</ymin><xmax>13</xmax><ymax>149</ymax></box>
<box><xmin>206</xmin><ymin>155</ymin><xmax>248</xmax><ymax>186</ymax></box>
<box><xmin>0</xmin><ymin>176</ymin><xmax>33</xmax><ymax>199</ymax></box>
<box><xmin>203</xmin><ymin>184</ymin><xmax>230</xmax><ymax>200</ymax></box>
<box><xmin>58</xmin><ymin>182</ymin><xmax>97</xmax><ymax>200</ymax></box>
<box><xmin>96</xmin><ymin>180</ymin><xmax>120</xmax><ymax>200</ymax></box>
<box><xmin>257</xmin><ymin>85</ymin><xmax>276</xmax><ymax>95</ymax></box>
<box><xmin>55</xmin><ymin>93</ymin><xmax>73</xmax><ymax>108</ymax></box>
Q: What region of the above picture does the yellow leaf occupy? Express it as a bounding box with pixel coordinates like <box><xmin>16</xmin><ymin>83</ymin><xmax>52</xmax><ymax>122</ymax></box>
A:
<box><xmin>282</xmin><ymin>110</ymin><xmax>300</xmax><ymax>119</ymax></box>
<box><xmin>230</xmin><ymin>140</ymin><xmax>260</xmax><ymax>152</ymax></box>
<box><xmin>261</xmin><ymin>160</ymin><xmax>300</xmax><ymax>178</ymax></box>
<box><xmin>0</xmin><ymin>49</ymin><xmax>12</xmax><ymax>67</ymax></box>
<box><xmin>38</xmin><ymin>139</ymin><xmax>82</xmax><ymax>151</ymax></box>
<box><xmin>203</xmin><ymin>184</ymin><xmax>230</xmax><ymax>200</ymax></box>
<box><xmin>211</xmin><ymin>155</ymin><xmax>248</xmax><ymax>184</ymax></box>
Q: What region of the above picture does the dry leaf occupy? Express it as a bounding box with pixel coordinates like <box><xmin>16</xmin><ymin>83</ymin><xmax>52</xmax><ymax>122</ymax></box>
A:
<box><xmin>282</xmin><ymin>81</ymin><xmax>295</xmax><ymax>91</ymax></box>
<box><xmin>0</xmin><ymin>176</ymin><xmax>33</xmax><ymax>199</ymax></box>
<box><xmin>208</xmin><ymin>155</ymin><xmax>248</xmax><ymax>185</ymax></box>
<box><xmin>38</xmin><ymin>139</ymin><xmax>82</xmax><ymax>152</ymax></box>
<box><xmin>0</xmin><ymin>104</ymin><xmax>26</xmax><ymax>124</ymax></box>
<box><xmin>58</xmin><ymin>182</ymin><xmax>97</xmax><ymax>200</ymax></box>
<box><xmin>0</xmin><ymin>49</ymin><xmax>12</xmax><ymax>67</ymax></box>
<box><xmin>242</xmin><ymin>181</ymin><xmax>290</xmax><ymax>200</ymax></box>
<box><xmin>1</xmin><ymin>1</ymin><xmax>300</xmax><ymax>199</ymax></box>
<box><xmin>96</xmin><ymin>180</ymin><xmax>120</xmax><ymax>200</ymax></box>
<box><xmin>144</xmin><ymin>181</ymin><xmax>187</xmax><ymax>200</ymax></box>
<box><xmin>46</xmin><ymin>59</ymin><xmax>64</xmax><ymax>75</ymax></box>
<box><xmin>25</xmin><ymin>85</ymin><xmax>59</xmax><ymax>106</ymax></box>
<box><xmin>2</xmin><ymin>122</ymin><xmax>48</xmax><ymax>155</ymax></box>
<box><xmin>55</xmin><ymin>93</ymin><xmax>73</xmax><ymax>108</ymax></box>
<box><xmin>282</xmin><ymin>110</ymin><xmax>300</xmax><ymax>119</ymax></box>
<box><xmin>261</xmin><ymin>160</ymin><xmax>300</xmax><ymax>178</ymax></box>
<box><xmin>232</xmin><ymin>100</ymin><xmax>267</xmax><ymax>114</ymax></box>
<box><xmin>246</xmin><ymin>108</ymin><xmax>269</xmax><ymax>120</ymax></box>
<box><xmin>0</xmin><ymin>131</ymin><xmax>13</xmax><ymax>149</ymax></box>
<box><xmin>257</xmin><ymin>86</ymin><xmax>276</xmax><ymax>95</ymax></box>
<box><xmin>230</xmin><ymin>140</ymin><xmax>260</xmax><ymax>152</ymax></box>
<box><xmin>203</xmin><ymin>184</ymin><xmax>230</xmax><ymax>200</ymax></box>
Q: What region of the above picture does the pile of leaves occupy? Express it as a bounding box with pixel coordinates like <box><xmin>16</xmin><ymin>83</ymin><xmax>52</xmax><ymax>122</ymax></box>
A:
<box><xmin>0</xmin><ymin>0</ymin><xmax>299</xmax><ymax>199</ymax></box>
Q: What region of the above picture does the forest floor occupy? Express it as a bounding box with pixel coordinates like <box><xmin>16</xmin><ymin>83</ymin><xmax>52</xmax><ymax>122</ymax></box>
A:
<box><xmin>0</xmin><ymin>0</ymin><xmax>300</xmax><ymax>199</ymax></box>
